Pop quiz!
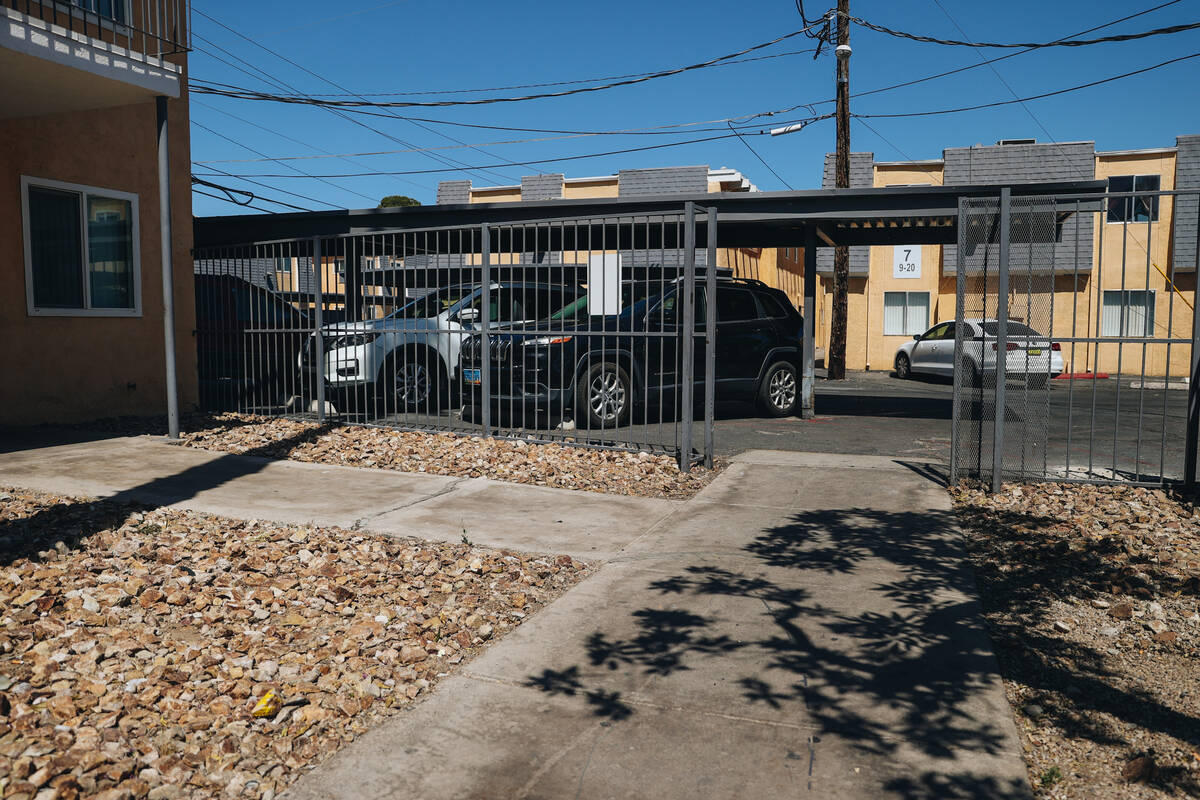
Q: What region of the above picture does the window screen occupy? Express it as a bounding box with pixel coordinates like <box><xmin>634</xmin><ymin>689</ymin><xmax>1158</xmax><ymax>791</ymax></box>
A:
<box><xmin>882</xmin><ymin>292</ymin><xmax>929</xmax><ymax>336</ymax></box>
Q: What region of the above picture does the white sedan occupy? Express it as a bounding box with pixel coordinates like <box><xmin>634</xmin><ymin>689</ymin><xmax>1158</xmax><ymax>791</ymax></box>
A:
<box><xmin>894</xmin><ymin>318</ymin><xmax>1064</xmax><ymax>387</ymax></box>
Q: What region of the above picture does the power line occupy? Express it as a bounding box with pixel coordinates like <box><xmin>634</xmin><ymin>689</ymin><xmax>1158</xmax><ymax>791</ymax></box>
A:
<box><xmin>849</xmin><ymin>14</ymin><xmax>1200</xmax><ymax>48</ymax></box>
<box><xmin>191</xmin><ymin>12</ymin><xmax>518</xmax><ymax>185</ymax></box>
<box><xmin>191</xmin><ymin>176</ymin><xmax>305</xmax><ymax>212</ymax></box>
<box><xmin>191</xmin><ymin>117</ymin><xmax>366</xmax><ymax>207</ymax></box>
<box><xmin>188</xmin><ymin>18</ymin><xmax>829</xmax><ymax>109</ymax></box>
<box><xmin>853</xmin><ymin>51</ymin><xmax>1200</xmax><ymax>118</ymax></box>
<box><xmin>192</xmin><ymin>186</ymin><xmax>277</xmax><ymax>214</ymax></box>
<box><xmin>191</xmin><ymin>126</ymin><xmax>829</xmax><ymax>180</ymax></box>
<box><xmin>273</xmin><ymin>47</ymin><xmax>820</xmax><ymax>98</ymax></box>
<box><xmin>727</xmin><ymin>122</ymin><xmax>795</xmax><ymax>190</ymax></box>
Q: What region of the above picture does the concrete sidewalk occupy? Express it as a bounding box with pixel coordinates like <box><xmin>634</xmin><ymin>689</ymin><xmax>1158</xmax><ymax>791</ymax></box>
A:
<box><xmin>0</xmin><ymin>434</ymin><xmax>1031</xmax><ymax>799</ymax></box>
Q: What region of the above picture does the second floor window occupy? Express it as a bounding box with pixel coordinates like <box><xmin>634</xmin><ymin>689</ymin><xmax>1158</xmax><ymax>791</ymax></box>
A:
<box><xmin>72</xmin><ymin>0</ymin><xmax>127</xmax><ymax>24</ymax></box>
<box><xmin>1107</xmin><ymin>175</ymin><xmax>1160</xmax><ymax>223</ymax></box>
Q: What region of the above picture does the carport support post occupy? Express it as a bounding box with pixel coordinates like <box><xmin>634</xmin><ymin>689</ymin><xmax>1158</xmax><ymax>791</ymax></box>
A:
<box><xmin>311</xmin><ymin>237</ymin><xmax>325</xmax><ymax>423</ymax></box>
<box><xmin>156</xmin><ymin>96</ymin><xmax>179</xmax><ymax>439</ymax></box>
<box><xmin>1185</xmin><ymin>208</ymin><xmax>1200</xmax><ymax>487</ymax></box>
<box><xmin>991</xmin><ymin>188</ymin><xmax>1011</xmax><ymax>493</ymax></box>
<box><xmin>801</xmin><ymin>225</ymin><xmax>817</xmax><ymax>419</ymax></box>
<box><xmin>704</xmin><ymin>207</ymin><xmax>718</xmax><ymax>469</ymax></box>
<box><xmin>679</xmin><ymin>202</ymin><xmax>696</xmax><ymax>472</ymax></box>
<box><xmin>481</xmin><ymin>224</ymin><xmax>492</xmax><ymax>439</ymax></box>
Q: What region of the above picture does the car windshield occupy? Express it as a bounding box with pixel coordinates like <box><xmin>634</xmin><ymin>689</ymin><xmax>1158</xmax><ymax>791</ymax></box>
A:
<box><xmin>390</xmin><ymin>285</ymin><xmax>475</xmax><ymax>319</ymax></box>
<box><xmin>980</xmin><ymin>321</ymin><xmax>1043</xmax><ymax>338</ymax></box>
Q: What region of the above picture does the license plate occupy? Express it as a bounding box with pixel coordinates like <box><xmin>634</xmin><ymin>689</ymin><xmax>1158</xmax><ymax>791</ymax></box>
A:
<box><xmin>1028</xmin><ymin>349</ymin><xmax>1042</xmax><ymax>356</ymax></box>
<box><xmin>463</xmin><ymin>369</ymin><xmax>481</xmax><ymax>384</ymax></box>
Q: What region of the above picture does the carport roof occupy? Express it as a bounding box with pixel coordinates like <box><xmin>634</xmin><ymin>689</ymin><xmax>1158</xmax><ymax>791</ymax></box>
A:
<box><xmin>193</xmin><ymin>180</ymin><xmax>1108</xmax><ymax>249</ymax></box>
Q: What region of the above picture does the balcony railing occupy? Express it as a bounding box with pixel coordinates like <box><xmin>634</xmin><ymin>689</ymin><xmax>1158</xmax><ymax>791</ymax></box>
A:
<box><xmin>5</xmin><ymin>0</ymin><xmax>190</xmax><ymax>60</ymax></box>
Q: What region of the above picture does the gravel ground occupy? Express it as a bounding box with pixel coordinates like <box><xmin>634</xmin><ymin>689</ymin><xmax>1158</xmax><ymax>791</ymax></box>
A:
<box><xmin>178</xmin><ymin>414</ymin><xmax>719</xmax><ymax>499</ymax></box>
<box><xmin>0</xmin><ymin>486</ymin><xmax>588</xmax><ymax>800</ymax></box>
<box><xmin>67</xmin><ymin>413</ymin><xmax>720</xmax><ymax>500</ymax></box>
<box><xmin>953</xmin><ymin>482</ymin><xmax>1200</xmax><ymax>799</ymax></box>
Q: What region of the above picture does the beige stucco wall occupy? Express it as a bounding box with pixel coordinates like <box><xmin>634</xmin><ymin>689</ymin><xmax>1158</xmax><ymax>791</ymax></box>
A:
<box><xmin>0</xmin><ymin>57</ymin><xmax>196</xmax><ymax>425</ymax></box>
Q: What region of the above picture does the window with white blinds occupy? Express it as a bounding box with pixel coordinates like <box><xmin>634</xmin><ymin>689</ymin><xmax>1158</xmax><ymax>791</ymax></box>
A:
<box><xmin>1101</xmin><ymin>290</ymin><xmax>1155</xmax><ymax>337</ymax></box>
<box><xmin>883</xmin><ymin>291</ymin><xmax>929</xmax><ymax>336</ymax></box>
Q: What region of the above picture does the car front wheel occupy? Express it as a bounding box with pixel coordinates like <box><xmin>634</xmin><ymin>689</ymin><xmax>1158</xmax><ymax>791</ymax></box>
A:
<box><xmin>391</xmin><ymin>354</ymin><xmax>447</xmax><ymax>412</ymax></box>
<box><xmin>576</xmin><ymin>362</ymin><xmax>631</xmax><ymax>428</ymax></box>
<box><xmin>758</xmin><ymin>361</ymin><xmax>799</xmax><ymax>417</ymax></box>
<box><xmin>895</xmin><ymin>352</ymin><xmax>912</xmax><ymax>380</ymax></box>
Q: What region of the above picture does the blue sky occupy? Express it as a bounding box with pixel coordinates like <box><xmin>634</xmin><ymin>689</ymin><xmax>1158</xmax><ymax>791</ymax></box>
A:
<box><xmin>188</xmin><ymin>0</ymin><xmax>1200</xmax><ymax>216</ymax></box>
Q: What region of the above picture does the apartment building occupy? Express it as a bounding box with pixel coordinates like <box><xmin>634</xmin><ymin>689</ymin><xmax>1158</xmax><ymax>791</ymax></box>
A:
<box><xmin>0</xmin><ymin>0</ymin><xmax>196</xmax><ymax>425</ymax></box>
<box><xmin>436</xmin><ymin>166</ymin><xmax>807</xmax><ymax>299</ymax></box>
<box><xmin>815</xmin><ymin>136</ymin><xmax>1200</xmax><ymax>378</ymax></box>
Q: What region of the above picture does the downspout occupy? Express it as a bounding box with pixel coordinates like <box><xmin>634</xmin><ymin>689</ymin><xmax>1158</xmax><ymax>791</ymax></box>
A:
<box><xmin>157</xmin><ymin>95</ymin><xmax>179</xmax><ymax>439</ymax></box>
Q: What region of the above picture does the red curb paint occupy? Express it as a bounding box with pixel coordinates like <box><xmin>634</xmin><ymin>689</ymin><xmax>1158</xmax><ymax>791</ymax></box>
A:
<box><xmin>1053</xmin><ymin>373</ymin><xmax>1110</xmax><ymax>380</ymax></box>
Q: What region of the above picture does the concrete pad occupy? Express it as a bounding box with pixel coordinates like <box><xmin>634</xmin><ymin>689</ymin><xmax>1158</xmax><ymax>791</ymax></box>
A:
<box><xmin>0</xmin><ymin>436</ymin><xmax>674</xmax><ymax>559</ymax></box>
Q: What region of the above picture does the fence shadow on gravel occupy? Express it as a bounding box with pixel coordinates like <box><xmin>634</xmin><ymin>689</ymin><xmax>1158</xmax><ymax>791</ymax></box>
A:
<box><xmin>0</xmin><ymin>423</ymin><xmax>334</xmax><ymax>568</ymax></box>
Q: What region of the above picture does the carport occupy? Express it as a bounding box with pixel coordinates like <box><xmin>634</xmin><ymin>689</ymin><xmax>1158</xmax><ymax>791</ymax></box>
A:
<box><xmin>191</xmin><ymin>179</ymin><xmax>1107</xmax><ymax>468</ymax></box>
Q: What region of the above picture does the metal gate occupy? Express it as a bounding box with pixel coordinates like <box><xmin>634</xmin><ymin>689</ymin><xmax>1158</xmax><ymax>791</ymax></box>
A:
<box><xmin>193</xmin><ymin>204</ymin><xmax>719</xmax><ymax>470</ymax></box>
<box><xmin>951</xmin><ymin>188</ymin><xmax>1200</xmax><ymax>490</ymax></box>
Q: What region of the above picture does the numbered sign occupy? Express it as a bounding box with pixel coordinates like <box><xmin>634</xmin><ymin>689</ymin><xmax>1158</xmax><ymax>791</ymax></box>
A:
<box><xmin>893</xmin><ymin>246</ymin><xmax>921</xmax><ymax>279</ymax></box>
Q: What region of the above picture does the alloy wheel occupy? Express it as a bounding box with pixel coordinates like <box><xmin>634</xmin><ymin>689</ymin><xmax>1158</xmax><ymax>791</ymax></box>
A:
<box><xmin>588</xmin><ymin>369</ymin><xmax>627</xmax><ymax>423</ymax></box>
<box><xmin>768</xmin><ymin>368</ymin><xmax>796</xmax><ymax>411</ymax></box>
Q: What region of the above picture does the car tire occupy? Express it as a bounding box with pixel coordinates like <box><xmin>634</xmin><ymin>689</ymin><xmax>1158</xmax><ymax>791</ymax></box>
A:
<box><xmin>959</xmin><ymin>357</ymin><xmax>980</xmax><ymax>387</ymax></box>
<box><xmin>576</xmin><ymin>362</ymin><xmax>631</xmax><ymax>428</ymax></box>
<box><xmin>757</xmin><ymin>361</ymin><xmax>799</xmax><ymax>417</ymax></box>
<box><xmin>895</xmin><ymin>353</ymin><xmax>912</xmax><ymax>380</ymax></box>
<box><xmin>390</xmin><ymin>351</ymin><xmax>447</xmax><ymax>412</ymax></box>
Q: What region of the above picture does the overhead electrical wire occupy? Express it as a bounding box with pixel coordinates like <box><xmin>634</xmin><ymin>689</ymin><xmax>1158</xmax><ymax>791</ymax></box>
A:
<box><xmin>270</xmin><ymin>47</ymin><xmax>820</xmax><ymax>98</ymax></box>
<box><xmin>188</xmin><ymin>17</ymin><xmax>831</xmax><ymax>108</ymax></box>
<box><xmin>726</xmin><ymin>121</ymin><xmax>796</xmax><ymax>190</ymax></box>
<box><xmin>193</xmin><ymin>8</ymin><xmax>527</xmax><ymax>183</ymax></box>
<box><xmin>191</xmin><ymin>176</ymin><xmax>298</xmax><ymax>213</ymax></box>
<box><xmin>847</xmin><ymin>13</ymin><xmax>1200</xmax><ymax>48</ymax></box>
<box><xmin>851</xmin><ymin>51</ymin><xmax>1200</xmax><ymax>119</ymax></box>
<box><xmin>191</xmin><ymin>12</ymin><xmax>519</xmax><ymax>185</ymax></box>
<box><xmin>192</xmin><ymin>187</ymin><xmax>277</xmax><ymax>214</ymax></box>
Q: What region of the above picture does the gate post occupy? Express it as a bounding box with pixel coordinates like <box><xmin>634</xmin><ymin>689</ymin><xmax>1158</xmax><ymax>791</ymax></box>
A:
<box><xmin>801</xmin><ymin>225</ymin><xmax>817</xmax><ymax>419</ymax></box>
<box><xmin>679</xmin><ymin>202</ymin><xmax>696</xmax><ymax>472</ymax></box>
<box><xmin>481</xmin><ymin>223</ymin><xmax>492</xmax><ymax>439</ymax></box>
<box><xmin>311</xmin><ymin>237</ymin><xmax>325</xmax><ymax>423</ymax></box>
<box><xmin>704</xmin><ymin>207</ymin><xmax>718</xmax><ymax>469</ymax></box>
<box><xmin>991</xmin><ymin>189</ymin><xmax>1011</xmax><ymax>493</ymax></box>
<box><xmin>1185</xmin><ymin>198</ymin><xmax>1200</xmax><ymax>487</ymax></box>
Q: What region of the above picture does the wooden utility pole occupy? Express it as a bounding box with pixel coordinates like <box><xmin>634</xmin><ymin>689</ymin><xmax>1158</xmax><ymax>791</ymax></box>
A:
<box><xmin>828</xmin><ymin>0</ymin><xmax>851</xmax><ymax>380</ymax></box>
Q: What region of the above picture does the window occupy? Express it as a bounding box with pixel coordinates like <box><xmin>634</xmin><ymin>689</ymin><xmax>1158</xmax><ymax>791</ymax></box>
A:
<box><xmin>655</xmin><ymin>287</ymin><xmax>707</xmax><ymax>328</ymax></box>
<box><xmin>883</xmin><ymin>292</ymin><xmax>929</xmax><ymax>336</ymax></box>
<box><xmin>70</xmin><ymin>0</ymin><xmax>128</xmax><ymax>24</ymax></box>
<box><xmin>921</xmin><ymin>322</ymin><xmax>953</xmax><ymax>341</ymax></box>
<box><xmin>22</xmin><ymin>177</ymin><xmax>140</xmax><ymax>316</ymax></box>
<box><xmin>756</xmin><ymin>291</ymin><xmax>788</xmax><ymax>319</ymax></box>
<box><xmin>1101</xmin><ymin>290</ymin><xmax>1155</xmax><ymax>337</ymax></box>
<box><xmin>716</xmin><ymin>288</ymin><xmax>758</xmax><ymax>321</ymax></box>
<box><xmin>1107</xmin><ymin>175</ymin><xmax>1160</xmax><ymax>223</ymax></box>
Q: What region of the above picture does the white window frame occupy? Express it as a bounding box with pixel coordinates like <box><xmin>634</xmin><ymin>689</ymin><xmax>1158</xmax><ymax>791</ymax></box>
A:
<box><xmin>1105</xmin><ymin>174</ymin><xmax>1161</xmax><ymax>224</ymax></box>
<box><xmin>882</xmin><ymin>291</ymin><xmax>929</xmax><ymax>336</ymax></box>
<box><xmin>21</xmin><ymin>175</ymin><xmax>142</xmax><ymax>318</ymax></box>
<box><xmin>1101</xmin><ymin>289</ymin><xmax>1156</xmax><ymax>337</ymax></box>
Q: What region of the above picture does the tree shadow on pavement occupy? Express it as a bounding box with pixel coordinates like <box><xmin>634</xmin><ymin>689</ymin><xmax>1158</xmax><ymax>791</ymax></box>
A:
<box><xmin>523</xmin><ymin>503</ymin><xmax>1200</xmax><ymax>797</ymax></box>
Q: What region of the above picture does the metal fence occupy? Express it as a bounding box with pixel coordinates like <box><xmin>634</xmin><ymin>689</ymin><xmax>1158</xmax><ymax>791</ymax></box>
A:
<box><xmin>193</xmin><ymin>204</ymin><xmax>720</xmax><ymax>470</ymax></box>
<box><xmin>951</xmin><ymin>188</ymin><xmax>1200</xmax><ymax>489</ymax></box>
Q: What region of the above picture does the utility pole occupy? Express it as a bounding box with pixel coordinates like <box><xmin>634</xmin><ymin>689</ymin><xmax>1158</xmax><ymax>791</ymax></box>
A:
<box><xmin>828</xmin><ymin>0</ymin><xmax>851</xmax><ymax>380</ymax></box>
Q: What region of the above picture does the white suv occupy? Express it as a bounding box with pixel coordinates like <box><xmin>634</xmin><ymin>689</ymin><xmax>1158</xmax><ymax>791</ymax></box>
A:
<box><xmin>894</xmin><ymin>318</ymin><xmax>1065</xmax><ymax>387</ymax></box>
<box><xmin>302</xmin><ymin>282</ymin><xmax>579</xmax><ymax>410</ymax></box>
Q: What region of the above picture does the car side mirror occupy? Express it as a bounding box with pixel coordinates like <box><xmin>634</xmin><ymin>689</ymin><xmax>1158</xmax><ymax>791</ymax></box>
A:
<box><xmin>912</xmin><ymin>334</ymin><xmax>921</xmax><ymax>341</ymax></box>
<box><xmin>458</xmin><ymin>307</ymin><xmax>480</xmax><ymax>323</ymax></box>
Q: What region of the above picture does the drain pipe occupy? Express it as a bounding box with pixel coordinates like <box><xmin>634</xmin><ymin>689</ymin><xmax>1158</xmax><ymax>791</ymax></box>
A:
<box><xmin>157</xmin><ymin>95</ymin><xmax>179</xmax><ymax>439</ymax></box>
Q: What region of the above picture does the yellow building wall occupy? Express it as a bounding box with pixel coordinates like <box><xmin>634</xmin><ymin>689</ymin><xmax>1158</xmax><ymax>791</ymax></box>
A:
<box><xmin>561</xmin><ymin>181</ymin><xmax>619</xmax><ymax>199</ymax></box>
<box><xmin>0</xmin><ymin>64</ymin><xmax>197</xmax><ymax>425</ymax></box>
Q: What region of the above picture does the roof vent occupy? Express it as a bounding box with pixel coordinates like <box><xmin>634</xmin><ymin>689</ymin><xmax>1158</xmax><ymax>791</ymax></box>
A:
<box><xmin>997</xmin><ymin>138</ymin><xmax>1036</xmax><ymax>146</ymax></box>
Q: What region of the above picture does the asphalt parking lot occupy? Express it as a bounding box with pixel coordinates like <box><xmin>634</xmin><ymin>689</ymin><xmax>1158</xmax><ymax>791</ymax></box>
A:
<box><xmin>323</xmin><ymin>369</ymin><xmax>1187</xmax><ymax>482</ymax></box>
